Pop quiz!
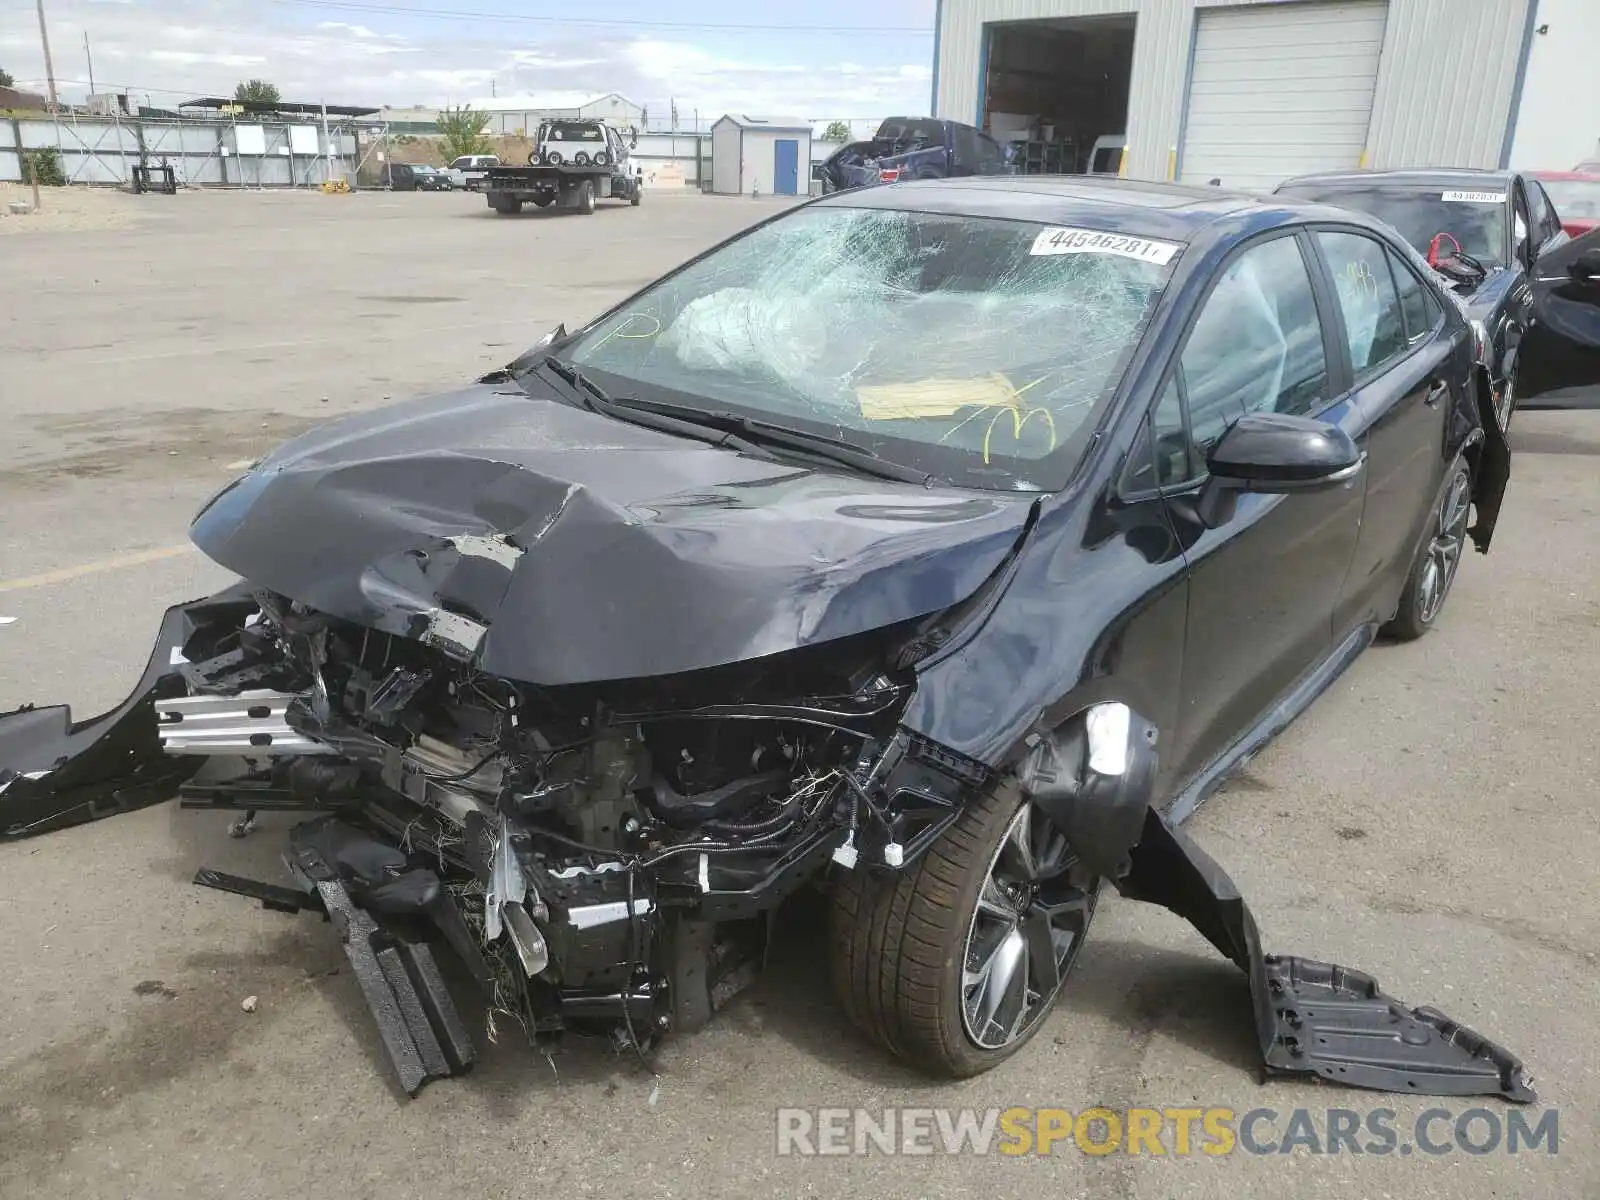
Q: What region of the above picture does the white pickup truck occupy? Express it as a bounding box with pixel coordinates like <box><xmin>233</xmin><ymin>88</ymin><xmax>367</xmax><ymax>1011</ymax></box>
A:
<box><xmin>447</xmin><ymin>154</ymin><xmax>500</xmax><ymax>192</ymax></box>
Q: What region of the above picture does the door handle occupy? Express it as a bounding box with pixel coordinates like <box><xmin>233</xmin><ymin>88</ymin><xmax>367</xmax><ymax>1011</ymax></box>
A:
<box><xmin>1424</xmin><ymin>380</ymin><xmax>1448</xmax><ymax>408</ymax></box>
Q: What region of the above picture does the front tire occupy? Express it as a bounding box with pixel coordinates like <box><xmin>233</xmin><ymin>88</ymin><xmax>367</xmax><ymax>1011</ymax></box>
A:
<box><xmin>1384</xmin><ymin>457</ymin><xmax>1472</xmax><ymax>641</ymax></box>
<box><xmin>576</xmin><ymin>179</ymin><xmax>595</xmax><ymax>214</ymax></box>
<box><xmin>830</xmin><ymin>778</ymin><xmax>1099</xmax><ymax>1077</ymax></box>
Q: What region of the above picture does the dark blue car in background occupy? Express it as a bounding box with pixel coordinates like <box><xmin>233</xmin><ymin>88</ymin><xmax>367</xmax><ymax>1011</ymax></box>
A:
<box><xmin>819</xmin><ymin>117</ymin><xmax>1014</xmax><ymax>191</ymax></box>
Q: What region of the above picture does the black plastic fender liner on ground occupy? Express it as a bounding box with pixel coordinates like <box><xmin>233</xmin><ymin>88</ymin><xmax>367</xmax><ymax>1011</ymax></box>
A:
<box><xmin>1116</xmin><ymin>808</ymin><xmax>1536</xmax><ymax>1103</ymax></box>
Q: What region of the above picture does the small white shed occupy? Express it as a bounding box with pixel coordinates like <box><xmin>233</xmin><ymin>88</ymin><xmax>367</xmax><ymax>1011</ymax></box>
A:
<box><xmin>710</xmin><ymin>115</ymin><xmax>813</xmax><ymax>196</ymax></box>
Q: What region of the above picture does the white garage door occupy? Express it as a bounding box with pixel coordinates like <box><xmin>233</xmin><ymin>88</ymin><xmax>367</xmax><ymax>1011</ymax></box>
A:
<box><xmin>1179</xmin><ymin>0</ymin><xmax>1388</xmax><ymax>192</ymax></box>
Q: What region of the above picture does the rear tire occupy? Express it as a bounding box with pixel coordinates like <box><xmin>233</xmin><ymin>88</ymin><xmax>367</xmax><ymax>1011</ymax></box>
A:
<box><xmin>490</xmin><ymin>194</ymin><xmax>521</xmax><ymax>215</ymax></box>
<box><xmin>1383</xmin><ymin>456</ymin><xmax>1472</xmax><ymax>641</ymax></box>
<box><xmin>577</xmin><ymin>179</ymin><xmax>596</xmax><ymax>215</ymax></box>
<box><xmin>630</xmin><ymin>182</ymin><xmax>641</xmax><ymax>206</ymax></box>
<box><xmin>830</xmin><ymin>777</ymin><xmax>1099</xmax><ymax>1077</ymax></box>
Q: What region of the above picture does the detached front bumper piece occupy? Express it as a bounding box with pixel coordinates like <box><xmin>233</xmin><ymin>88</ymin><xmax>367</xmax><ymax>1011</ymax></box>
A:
<box><xmin>0</xmin><ymin>589</ymin><xmax>257</xmax><ymax>838</ymax></box>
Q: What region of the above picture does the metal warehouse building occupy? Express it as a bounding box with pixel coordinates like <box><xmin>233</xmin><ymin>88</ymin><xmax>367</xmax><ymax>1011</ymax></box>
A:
<box><xmin>931</xmin><ymin>0</ymin><xmax>1598</xmax><ymax>191</ymax></box>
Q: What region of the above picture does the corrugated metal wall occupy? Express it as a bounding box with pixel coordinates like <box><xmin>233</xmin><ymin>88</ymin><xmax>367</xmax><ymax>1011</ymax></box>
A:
<box><xmin>2</xmin><ymin>115</ymin><xmax>363</xmax><ymax>186</ymax></box>
<box><xmin>935</xmin><ymin>0</ymin><xmax>1531</xmax><ymax>179</ymax></box>
<box><xmin>1364</xmin><ymin>0</ymin><xmax>1530</xmax><ymax>168</ymax></box>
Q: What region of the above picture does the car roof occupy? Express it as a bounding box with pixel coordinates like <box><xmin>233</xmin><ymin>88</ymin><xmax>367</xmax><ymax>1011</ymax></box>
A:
<box><xmin>1277</xmin><ymin>167</ymin><xmax>1516</xmax><ymax>192</ymax></box>
<box><xmin>812</xmin><ymin>175</ymin><xmax>1306</xmax><ymax>242</ymax></box>
<box><xmin>1533</xmin><ymin>170</ymin><xmax>1600</xmax><ymax>182</ymax></box>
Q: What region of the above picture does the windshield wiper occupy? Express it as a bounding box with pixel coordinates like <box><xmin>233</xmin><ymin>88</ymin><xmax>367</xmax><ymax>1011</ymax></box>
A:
<box><xmin>598</xmin><ymin>393</ymin><xmax>945</xmax><ymax>487</ymax></box>
<box><xmin>526</xmin><ymin>359</ymin><xmax>944</xmax><ymax>486</ymax></box>
<box><xmin>534</xmin><ymin>355</ymin><xmax>607</xmax><ymax>410</ymax></box>
<box><xmin>525</xmin><ymin>356</ymin><xmax>780</xmax><ymax>457</ymax></box>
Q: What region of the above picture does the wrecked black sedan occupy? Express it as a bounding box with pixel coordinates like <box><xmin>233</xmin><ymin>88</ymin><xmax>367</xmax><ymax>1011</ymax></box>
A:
<box><xmin>1276</xmin><ymin>168</ymin><xmax>1600</xmax><ymax>428</ymax></box>
<box><xmin>1</xmin><ymin>177</ymin><xmax>1536</xmax><ymax>1101</ymax></box>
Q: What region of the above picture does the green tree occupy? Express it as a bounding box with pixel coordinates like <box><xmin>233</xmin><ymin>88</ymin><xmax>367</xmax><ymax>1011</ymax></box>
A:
<box><xmin>233</xmin><ymin>79</ymin><xmax>281</xmax><ymax>106</ymax></box>
<box><xmin>0</xmin><ymin>66</ymin><xmax>15</xmax><ymax>88</ymax></box>
<box><xmin>23</xmin><ymin>147</ymin><xmax>66</xmax><ymax>186</ymax></box>
<box><xmin>822</xmin><ymin>120</ymin><xmax>852</xmax><ymax>142</ymax></box>
<box><xmin>436</xmin><ymin>105</ymin><xmax>492</xmax><ymax>159</ymax></box>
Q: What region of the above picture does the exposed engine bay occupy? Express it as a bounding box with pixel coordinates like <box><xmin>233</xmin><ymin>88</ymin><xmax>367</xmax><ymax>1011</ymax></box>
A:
<box><xmin>133</xmin><ymin>584</ymin><xmax>949</xmax><ymax>1092</ymax></box>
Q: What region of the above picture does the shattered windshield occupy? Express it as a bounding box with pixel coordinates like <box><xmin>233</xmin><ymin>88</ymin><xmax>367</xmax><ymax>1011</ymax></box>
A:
<box><xmin>1281</xmin><ymin>184</ymin><xmax>1509</xmax><ymax>268</ymax></box>
<box><xmin>563</xmin><ymin>206</ymin><xmax>1178</xmax><ymax>490</ymax></box>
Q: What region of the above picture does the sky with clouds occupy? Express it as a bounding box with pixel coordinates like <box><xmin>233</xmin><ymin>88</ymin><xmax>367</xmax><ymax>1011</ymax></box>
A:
<box><xmin>0</xmin><ymin>0</ymin><xmax>936</xmax><ymax>121</ymax></box>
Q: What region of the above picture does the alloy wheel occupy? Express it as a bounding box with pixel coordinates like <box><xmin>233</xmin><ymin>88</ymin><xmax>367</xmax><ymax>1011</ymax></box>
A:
<box><xmin>1417</xmin><ymin>469</ymin><xmax>1471</xmax><ymax>625</ymax></box>
<box><xmin>960</xmin><ymin>801</ymin><xmax>1097</xmax><ymax>1050</ymax></box>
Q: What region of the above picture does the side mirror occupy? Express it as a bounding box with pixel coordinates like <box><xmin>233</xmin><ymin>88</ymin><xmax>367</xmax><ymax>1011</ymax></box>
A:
<box><xmin>1569</xmin><ymin>247</ymin><xmax>1600</xmax><ymax>281</ymax></box>
<box><xmin>1194</xmin><ymin>412</ymin><xmax>1363</xmax><ymax>528</ymax></box>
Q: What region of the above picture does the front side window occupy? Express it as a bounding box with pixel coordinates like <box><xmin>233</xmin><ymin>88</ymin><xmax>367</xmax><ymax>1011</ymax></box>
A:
<box><xmin>1178</xmin><ymin>234</ymin><xmax>1329</xmax><ymax>454</ymax></box>
<box><xmin>1527</xmin><ymin>181</ymin><xmax>1561</xmax><ymax>245</ymax></box>
<box><xmin>564</xmin><ymin>207</ymin><xmax>1182</xmax><ymax>491</ymax></box>
<box><xmin>1091</xmin><ymin>145</ymin><xmax>1122</xmax><ymax>174</ymax></box>
<box><xmin>1278</xmin><ymin>183</ymin><xmax>1509</xmax><ymax>269</ymax></box>
<box><xmin>541</xmin><ymin>122</ymin><xmax>604</xmax><ymax>143</ymax></box>
<box><xmin>1315</xmin><ymin>230</ymin><xmax>1409</xmax><ymax>377</ymax></box>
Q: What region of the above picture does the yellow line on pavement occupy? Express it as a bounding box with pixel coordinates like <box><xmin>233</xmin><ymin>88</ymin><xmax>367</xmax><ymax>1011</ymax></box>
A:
<box><xmin>0</xmin><ymin>544</ymin><xmax>195</xmax><ymax>593</ymax></box>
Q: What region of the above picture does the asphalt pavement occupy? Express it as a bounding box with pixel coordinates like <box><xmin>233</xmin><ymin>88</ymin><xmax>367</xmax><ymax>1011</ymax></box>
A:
<box><xmin>1</xmin><ymin>188</ymin><xmax>1597</xmax><ymax>1199</ymax></box>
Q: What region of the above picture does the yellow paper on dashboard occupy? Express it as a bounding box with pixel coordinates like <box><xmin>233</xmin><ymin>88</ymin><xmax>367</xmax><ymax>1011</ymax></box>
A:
<box><xmin>856</xmin><ymin>373</ymin><xmax>1022</xmax><ymax>421</ymax></box>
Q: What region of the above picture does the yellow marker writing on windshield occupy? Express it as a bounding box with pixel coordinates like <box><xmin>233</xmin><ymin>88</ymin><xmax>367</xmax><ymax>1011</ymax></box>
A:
<box><xmin>983</xmin><ymin>405</ymin><xmax>1057</xmax><ymax>464</ymax></box>
<box><xmin>588</xmin><ymin>311</ymin><xmax>662</xmax><ymax>355</ymax></box>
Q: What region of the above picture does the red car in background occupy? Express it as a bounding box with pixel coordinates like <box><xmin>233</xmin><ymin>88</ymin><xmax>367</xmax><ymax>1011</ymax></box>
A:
<box><xmin>1534</xmin><ymin>171</ymin><xmax>1600</xmax><ymax>237</ymax></box>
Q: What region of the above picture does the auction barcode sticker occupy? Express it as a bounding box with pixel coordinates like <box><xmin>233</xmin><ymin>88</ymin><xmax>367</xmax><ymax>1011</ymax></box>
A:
<box><xmin>1442</xmin><ymin>190</ymin><xmax>1505</xmax><ymax>204</ymax></box>
<box><xmin>1030</xmin><ymin>227</ymin><xmax>1183</xmax><ymax>264</ymax></box>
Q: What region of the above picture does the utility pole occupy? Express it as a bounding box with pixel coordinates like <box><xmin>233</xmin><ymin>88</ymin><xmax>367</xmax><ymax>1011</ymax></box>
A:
<box><xmin>321</xmin><ymin>100</ymin><xmax>335</xmax><ymax>185</ymax></box>
<box><xmin>35</xmin><ymin>0</ymin><xmax>59</xmax><ymax>110</ymax></box>
<box><xmin>83</xmin><ymin>30</ymin><xmax>95</xmax><ymax>94</ymax></box>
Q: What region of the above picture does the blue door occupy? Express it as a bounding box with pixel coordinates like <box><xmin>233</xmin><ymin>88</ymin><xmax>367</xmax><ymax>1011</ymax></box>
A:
<box><xmin>773</xmin><ymin>138</ymin><xmax>799</xmax><ymax>195</ymax></box>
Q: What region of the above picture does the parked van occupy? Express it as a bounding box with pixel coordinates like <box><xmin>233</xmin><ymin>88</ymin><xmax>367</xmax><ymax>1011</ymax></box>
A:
<box><xmin>448</xmin><ymin>155</ymin><xmax>500</xmax><ymax>192</ymax></box>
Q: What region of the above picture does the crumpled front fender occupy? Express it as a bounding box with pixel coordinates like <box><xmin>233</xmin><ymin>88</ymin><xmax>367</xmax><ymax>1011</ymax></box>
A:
<box><xmin>0</xmin><ymin>584</ymin><xmax>257</xmax><ymax>838</ymax></box>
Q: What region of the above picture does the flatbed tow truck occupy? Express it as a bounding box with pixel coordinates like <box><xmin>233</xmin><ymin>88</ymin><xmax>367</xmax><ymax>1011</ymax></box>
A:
<box><xmin>484</xmin><ymin>118</ymin><xmax>643</xmax><ymax>215</ymax></box>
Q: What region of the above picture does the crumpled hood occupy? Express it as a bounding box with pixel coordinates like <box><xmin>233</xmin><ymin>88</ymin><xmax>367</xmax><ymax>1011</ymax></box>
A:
<box><xmin>190</xmin><ymin>383</ymin><xmax>1032</xmax><ymax>685</ymax></box>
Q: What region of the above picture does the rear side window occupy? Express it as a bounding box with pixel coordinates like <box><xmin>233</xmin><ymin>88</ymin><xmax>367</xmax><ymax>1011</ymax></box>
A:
<box><xmin>1387</xmin><ymin>248</ymin><xmax>1443</xmax><ymax>345</ymax></box>
<box><xmin>1315</xmin><ymin>230</ymin><xmax>1409</xmax><ymax>377</ymax></box>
